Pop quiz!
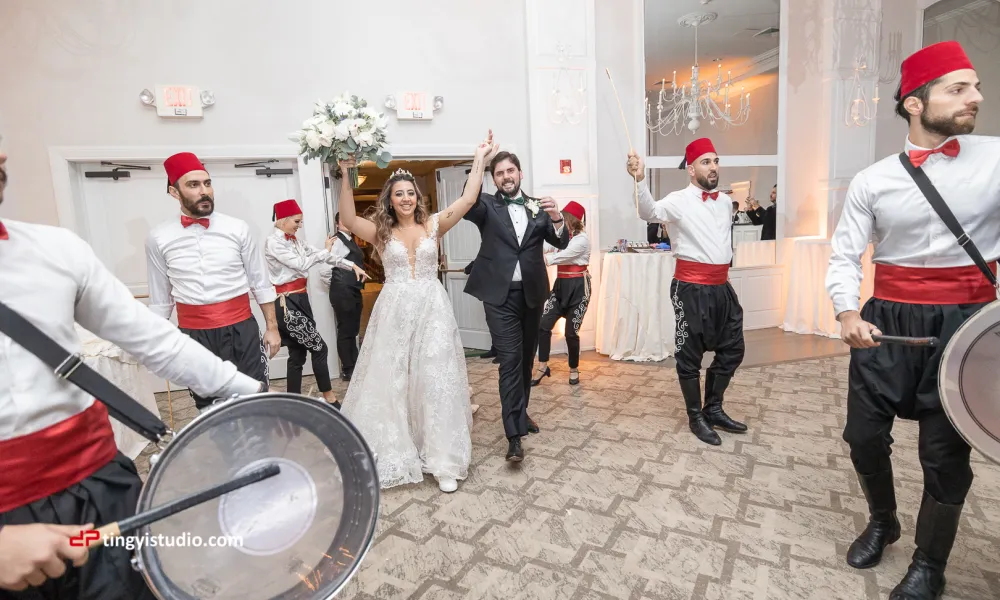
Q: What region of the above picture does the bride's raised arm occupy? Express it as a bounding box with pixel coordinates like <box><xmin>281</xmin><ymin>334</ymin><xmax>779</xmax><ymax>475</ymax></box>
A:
<box><xmin>435</xmin><ymin>130</ymin><xmax>498</xmax><ymax>238</ymax></box>
<box><xmin>337</xmin><ymin>157</ymin><xmax>378</xmax><ymax>245</ymax></box>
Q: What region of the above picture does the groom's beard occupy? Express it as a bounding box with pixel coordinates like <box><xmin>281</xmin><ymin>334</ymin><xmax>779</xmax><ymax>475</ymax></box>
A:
<box><xmin>499</xmin><ymin>178</ymin><xmax>521</xmax><ymax>198</ymax></box>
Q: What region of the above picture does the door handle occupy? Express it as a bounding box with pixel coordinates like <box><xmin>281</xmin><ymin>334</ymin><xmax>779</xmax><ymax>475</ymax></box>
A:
<box><xmin>440</xmin><ymin>269</ymin><xmax>467</xmax><ymax>274</ymax></box>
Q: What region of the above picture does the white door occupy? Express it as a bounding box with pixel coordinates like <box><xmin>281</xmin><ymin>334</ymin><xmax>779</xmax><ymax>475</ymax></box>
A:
<box><xmin>73</xmin><ymin>157</ymin><xmax>333</xmax><ymax>392</ymax></box>
<box><xmin>437</xmin><ymin>165</ymin><xmax>494</xmax><ymax>350</ymax></box>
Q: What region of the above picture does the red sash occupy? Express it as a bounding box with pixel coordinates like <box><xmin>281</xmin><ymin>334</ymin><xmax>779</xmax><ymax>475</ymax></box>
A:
<box><xmin>0</xmin><ymin>402</ymin><xmax>118</xmax><ymax>512</ymax></box>
<box><xmin>175</xmin><ymin>293</ymin><xmax>252</xmax><ymax>329</ymax></box>
<box><xmin>556</xmin><ymin>265</ymin><xmax>589</xmax><ymax>279</ymax></box>
<box><xmin>275</xmin><ymin>278</ymin><xmax>308</xmax><ymax>295</ymax></box>
<box><xmin>674</xmin><ymin>259</ymin><xmax>730</xmax><ymax>285</ymax></box>
<box><xmin>873</xmin><ymin>263</ymin><xmax>997</xmax><ymax>305</ymax></box>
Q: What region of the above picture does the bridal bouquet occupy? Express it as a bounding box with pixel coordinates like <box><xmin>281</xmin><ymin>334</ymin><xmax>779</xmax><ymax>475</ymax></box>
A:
<box><xmin>290</xmin><ymin>92</ymin><xmax>392</xmax><ymax>188</ymax></box>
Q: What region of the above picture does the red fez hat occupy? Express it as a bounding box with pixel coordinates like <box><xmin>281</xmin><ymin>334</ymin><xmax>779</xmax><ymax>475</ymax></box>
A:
<box><xmin>273</xmin><ymin>199</ymin><xmax>302</xmax><ymax>221</ymax></box>
<box><xmin>164</xmin><ymin>152</ymin><xmax>207</xmax><ymax>184</ymax></box>
<box><xmin>684</xmin><ymin>138</ymin><xmax>717</xmax><ymax>167</ymax></box>
<box><xmin>900</xmin><ymin>41</ymin><xmax>974</xmax><ymax>97</ymax></box>
<box><xmin>562</xmin><ymin>201</ymin><xmax>585</xmax><ymax>221</ymax></box>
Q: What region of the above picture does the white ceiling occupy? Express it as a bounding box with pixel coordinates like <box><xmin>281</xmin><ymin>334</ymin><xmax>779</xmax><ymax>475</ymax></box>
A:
<box><xmin>644</xmin><ymin>0</ymin><xmax>780</xmax><ymax>91</ymax></box>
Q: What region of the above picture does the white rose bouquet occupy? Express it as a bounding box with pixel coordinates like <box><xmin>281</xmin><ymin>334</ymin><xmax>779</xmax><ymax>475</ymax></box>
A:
<box><xmin>290</xmin><ymin>92</ymin><xmax>392</xmax><ymax>188</ymax></box>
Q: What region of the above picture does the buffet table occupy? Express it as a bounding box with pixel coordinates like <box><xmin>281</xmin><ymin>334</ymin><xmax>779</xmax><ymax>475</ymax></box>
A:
<box><xmin>781</xmin><ymin>238</ymin><xmax>875</xmax><ymax>338</ymax></box>
<box><xmin>75</xmin><ymin>325</ymin><xmax>162</xmax><ymax>459</ymax></box>
<box><xmin>595</xmin><ymin>251</ymin><xmax>677</xmax><ymax>362</ymax></box>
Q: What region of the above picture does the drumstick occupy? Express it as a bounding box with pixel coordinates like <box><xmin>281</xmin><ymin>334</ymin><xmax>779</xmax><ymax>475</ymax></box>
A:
<box><xmin>605</xmin><ymin>68</ymin><xmax>640</xmax><ymax>217</ymax></box>
<box><xmin>871</xmin><ymin>335</ymin><xmax>939</xmax><ymax>347</ymax></box>
<box><xmin>165</xmin><ymin>380</ymin><xmax>174</xmax><ymax>430</ymax></box>
<box><xmin>87</xmin><ymin>462</ymin><xmax>281</xmax><ymax>549</ymax></box>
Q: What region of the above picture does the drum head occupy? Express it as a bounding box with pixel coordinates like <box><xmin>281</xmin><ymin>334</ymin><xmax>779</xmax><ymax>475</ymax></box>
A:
<box><xmin>135</xmin><ymin>393</ymin><xmax>379</xmax><ymax>600</ymax></box>
<box><xmin>940</xmin><ymin>300</ymin><xmax>1000</xmax><ymax>465</ymax></box>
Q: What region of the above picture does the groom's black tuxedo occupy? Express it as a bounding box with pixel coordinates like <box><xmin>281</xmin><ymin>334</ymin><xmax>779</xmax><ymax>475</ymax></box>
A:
<box><xmin>463</xmin><ymin>192</ymin><xmax>570</xmax><ymax>307</ymax></box>
<box><xmin>463</xmin><ymin>191</ymin><xmax>570</xmax><ymax>443</ymax></box>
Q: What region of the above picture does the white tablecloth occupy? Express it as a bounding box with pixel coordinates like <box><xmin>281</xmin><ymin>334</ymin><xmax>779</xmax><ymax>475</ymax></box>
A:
<box><xmin>733</xmin><ymin>240</ymin><xmax>775</xmax><ymax>268</ymax></box>
<box><xmin>781</xmin><ymin>239</ymin><xmax>875</xmax><ymax>338</ymax></box>
<box><xmin>75</xmin><ymin>325</ymin><xmax>162</xmax><ymax>459</ymax></box>
<box><xmin>595</xmin><ymin>252</ymin><xmax>676</xmax><ymax>361</ymax></box>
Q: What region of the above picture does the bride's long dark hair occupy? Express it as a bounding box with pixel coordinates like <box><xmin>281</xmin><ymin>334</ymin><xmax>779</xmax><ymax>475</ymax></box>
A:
<box><xmin>363</xmin><ymin>169</ymin><xmax>430</xmax><ymax>264</ymax></box>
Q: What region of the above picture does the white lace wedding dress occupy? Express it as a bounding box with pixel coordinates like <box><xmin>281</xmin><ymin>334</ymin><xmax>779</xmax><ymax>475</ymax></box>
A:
<box><xmin>341</xmin><ymin>214</ymin><xmax>473</xmax><ymax>489</ymax></box>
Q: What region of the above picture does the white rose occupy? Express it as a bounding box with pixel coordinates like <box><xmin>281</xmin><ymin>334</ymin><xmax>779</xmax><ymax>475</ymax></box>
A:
<box><xmin>333</xmin><ymin>102</ymin><xmax>353</xmax><ymax>117</ymax></box>
<box><xmin>318</xmin><ymin>134</ymin><xmax>333</xmax><ymax>148</ymax></box>
<box><xmin>305</xmin><ymin>130</ymin><xmax>322</xmax><ymax>150</ymax></box>
<box><xmin>333</xmin><ymin>122</ymin><xmax>351</xmax><ymax>141</ymax></box>
<box><xmin>317</xmin><ymin>122</ymin><xmax>334</xmax><ymax>138</ymax></box>
<box><xmin>347</xmin><ymin>118</ymin><xmax>364</xmax><ymax>133</ymax></box>
<box><xmin>356</xmin><ymin>131</ymin><xmax>375</xmax><ymax>148</ymax></box>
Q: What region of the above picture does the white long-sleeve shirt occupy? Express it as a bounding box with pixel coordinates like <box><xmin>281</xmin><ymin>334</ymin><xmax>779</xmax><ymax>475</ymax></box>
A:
<box><xmin>0</xmin><ymin>220</ymin><xmax>262</xmax><ymax>441</ymax></box>
<box><xmin>145</xmin><ymin>212</ymin><xmax>277</xmax><ymax>319</ymax></box>
<box><xmin>637</xmin><ymin>180</ymin><xmax>733</xmax><ymax>264</ymax></box>
<box><xmin>826</xmin><ymin>134</ymin><xmax>1000</xmax><ymax>315</ymax></box>
<box><xmin>544</xmin><ymin>232</ymin><xmax>590</xmax><ymax>266</ymax></box>
<box><xmin>264</xmin><ymin>228</ymin><xmax>353</xmax><ymax>286</ymax></box>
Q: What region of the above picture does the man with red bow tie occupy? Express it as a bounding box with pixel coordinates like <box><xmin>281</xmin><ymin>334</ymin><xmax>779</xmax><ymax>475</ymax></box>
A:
<box><xmin>626</xmin><ymin>138</ymin><xmax>748</xmax><ymax>447</ymax></box>
<box><xmin>827</xmin><ymin>41</ymin><xmax>1000</xmax><ymax>599</ymax></box>
<box><xmin>146</xmin><ymin>152</ymin><xmax>280</xmax><ymax>412</ymax></box>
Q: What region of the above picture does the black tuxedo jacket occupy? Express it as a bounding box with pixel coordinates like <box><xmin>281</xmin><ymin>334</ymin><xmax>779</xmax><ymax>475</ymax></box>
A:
<box><xmin>463</xmin><ymin>191</ymin><xmax>571</xmax><ymax>308</ymax></box>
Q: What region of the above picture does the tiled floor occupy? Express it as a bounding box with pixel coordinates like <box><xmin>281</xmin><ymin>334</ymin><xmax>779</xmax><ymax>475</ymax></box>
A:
<box><xmin>138</xmin><ymin>346</ymin><xmax>1000</xmax><ymax>600</ymax></box>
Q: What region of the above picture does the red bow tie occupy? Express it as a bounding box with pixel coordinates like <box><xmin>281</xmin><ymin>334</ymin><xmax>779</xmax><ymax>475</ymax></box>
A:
<box><xmin>908</xmin><ymin>139</ymin><xmax>960</xmax><ymax>168</ymax></box>
<box><xmin>702</xmin><ymin>191</ymin><xmax>719</xmax><ymax>202</ymax></box>
<box><xmin>0</xmin><ymin>221</ymin><xmax>8</xmax><ymax>241</ymax></box>
<box><xmin>181</xmin><ymin>215</ymin><xmax>210</xmax><ymax>229</ymax></box>
<box><xmin>285</xmin><ymin>233</ymin><xmax>296</xmax><ymax>241</ymax></box>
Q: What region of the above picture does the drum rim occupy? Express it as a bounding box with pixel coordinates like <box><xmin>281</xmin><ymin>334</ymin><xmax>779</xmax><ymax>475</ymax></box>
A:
<box><xmin>133</xmin><ymin>392</ymin><xmax>381</xmax><ymax>600</ymax></box>
<box><xmin>939</xmin><ymin>300</ymin><xmax>1000</xmax><ymax>465</ymax></box>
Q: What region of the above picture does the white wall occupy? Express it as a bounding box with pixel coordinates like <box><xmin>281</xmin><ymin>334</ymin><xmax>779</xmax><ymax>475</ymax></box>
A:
<box><xmin>0</xmin><ymin>0</ymin><xmax>531</xmax><ymax>225</ymax></box>
<box><xmin>594</xmin><ymin>0</ymin><xmax>645</xmax><ymax>249</ymax></box>
<box><xmin>873</xmin><ymin>0</ymin><xmax>924</xmax><ymax>160</ymax></box>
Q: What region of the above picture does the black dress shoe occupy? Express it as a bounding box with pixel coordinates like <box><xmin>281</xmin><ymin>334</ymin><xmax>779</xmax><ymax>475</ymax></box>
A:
<box><xmin>479</xmin><ymin>347</ymin><xmax>497</xmax><ymax>359</ymax></box>
<box><xmin>506</xmin><ymin>436</ymin><xmax>524</xmax><ymax>462</ymax></box>
<box><xmin>531</xmin><ymin>367</ymin><xmax>550</xmax><ymax>386</ymax></box>
<box><xmin>340</xmin><ymin>374</ymin><xmax>352</xmax><ymax>382</ymax></box>
<box><xmin>888</xmin><ymin>492</ymin><xmax>963</xmax><ymax>599</ymax></box>
<box><xmin>526</xmin><ymin>415</ymin><xmax>540</xmax><ymax>434</ymax></box>
<box><xmin>492</xmin><ymin>357</ymin><xmax>500</xmax><ymax>364</ymax></box>
<box><xmin>847</xmin><ymin>469</ymin><xmax>900</xmax><ymax>569</ymax></box>
<box><xmin>688</xmin><ymin>413</ymin><xmax>722</xmax><ymax>446</ymax></box>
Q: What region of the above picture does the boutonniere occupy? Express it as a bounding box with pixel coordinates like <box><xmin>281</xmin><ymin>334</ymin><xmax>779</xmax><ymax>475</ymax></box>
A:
<box><xmin>525</xmin><ymin>198</ymin><xmax>540</xmax><ymax>218</ymax></box>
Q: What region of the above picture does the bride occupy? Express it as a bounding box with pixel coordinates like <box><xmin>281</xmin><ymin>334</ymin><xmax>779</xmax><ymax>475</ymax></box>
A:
<box><xmin>338</xmin><ymin>131</ymin><xmax>498</xmax><ymax>493</ymax></box>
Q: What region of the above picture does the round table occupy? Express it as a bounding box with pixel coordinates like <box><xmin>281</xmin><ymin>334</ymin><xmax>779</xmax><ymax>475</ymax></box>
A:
<box><xmin>75</xmin><ymin>325</ymin><xmax>162</xmax><ymax>459</ymax></box>
<box><xmin>595</xmin><ymin>251</ymin><xmax>677</xmax><ymax>361</ymax></box>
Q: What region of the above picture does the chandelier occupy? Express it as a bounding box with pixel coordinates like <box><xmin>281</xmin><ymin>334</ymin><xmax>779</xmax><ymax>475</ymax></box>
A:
<box><xmin>845</xmin><ymin>11</ymin><xmax>902</xmax><ymax>127</ymax></box>
<box><xmin>549</xmin><ymin>42</ymin><xmax>587</xmax><ymax>125</ymax></box>
<box><xmin>646</xmin><ymin>12</ymin><xmax>751</xmax><ymax>136</ymax></box>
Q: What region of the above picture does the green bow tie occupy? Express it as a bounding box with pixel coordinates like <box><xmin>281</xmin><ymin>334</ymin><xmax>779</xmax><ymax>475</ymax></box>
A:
<box><xmin>503</xmin><ymin>194</ymin><xmax>525</xmax><ymax>206</ymax></box>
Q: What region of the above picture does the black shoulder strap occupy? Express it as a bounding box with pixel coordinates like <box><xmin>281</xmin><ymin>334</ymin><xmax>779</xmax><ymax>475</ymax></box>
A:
<box><xmin>897</xmin><ymin>152</ymin><xmax>998</xmax><ymax>287</ymax></box>
<box><xmin>0</xmin><ymin>300</ymin><xmax>168</xmax><ymax>442</ymax></box>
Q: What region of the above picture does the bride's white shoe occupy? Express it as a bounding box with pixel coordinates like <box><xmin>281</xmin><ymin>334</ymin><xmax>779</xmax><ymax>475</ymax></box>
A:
<box><xmin>437</xmin><ymin>477</ymin><xmax>458</xmax><ymax>493</ymax></box>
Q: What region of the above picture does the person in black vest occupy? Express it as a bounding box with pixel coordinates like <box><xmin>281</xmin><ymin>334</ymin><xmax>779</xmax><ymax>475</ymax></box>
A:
<box><xmin>321</xmin><ymin>212</ymin><xmax>367</xmax><ymax>381</ymax></box>
<box><xmin>463</xmin><ymin>151</ymin><xmax>571</xmax><ymax>461</ymax></box>
<box><xmin>747</xmin><ymin>184</ymin><xmax>777</xmax><ymax>240</ymax></box>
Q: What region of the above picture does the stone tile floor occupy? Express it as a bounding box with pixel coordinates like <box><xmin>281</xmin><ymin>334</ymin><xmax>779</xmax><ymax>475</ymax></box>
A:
<box><xmin>138</xmin><ymin>354</ymin><xmax>1000</xmax><ymax>599</ymax></box>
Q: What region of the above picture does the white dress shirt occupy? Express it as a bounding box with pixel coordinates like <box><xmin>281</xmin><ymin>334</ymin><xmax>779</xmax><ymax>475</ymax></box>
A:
<box><xmin>145</xmin><ymin>211</ymin><xmax>277</xmax><ymax>319</ymax></box>
<box><xmin>264</xmin><ymin>228</ymin><xmax>353</xmax><ymax>286</ymax></box>
<box><xmin>545</xmin><ymin>232</ymin><xmax>591</xmax><ymax>266</ymax></box>
<box><xmin>827</xmin><ymin>134</ymin><xmax>1000</xmax><ymax>315</ymax></box>
<box><xmin>507</xmin><ymin>192</ymin><xmax>564</xmax><ymax>282</ymax></box>
<box><xmin>637</xmin><ymin>181</ymin><xmax>734</xmax><ymax>264</ymax></box>
<box><xmin>0</xmin><ymin>220</ymin><xmax>262</xmax><ymax>440</ymax></box>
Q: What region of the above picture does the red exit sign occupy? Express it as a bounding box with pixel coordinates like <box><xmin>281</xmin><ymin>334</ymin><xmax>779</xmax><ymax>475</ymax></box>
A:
<box><xmin>155</xmin><ymin>85</ymin><xmax>204</xmax><ymax>118</ymax></box>
<box><xmin>395</xmin><ymin>91</ymin><xmax>433</xmax><ymax>120</ymax></box>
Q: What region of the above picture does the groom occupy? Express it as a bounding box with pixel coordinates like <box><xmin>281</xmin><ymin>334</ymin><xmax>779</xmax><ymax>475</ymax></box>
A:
<box><xmin>464</xmin><ymin>151</ymin><xmax>570</xmax><ymax>461</ymax></box>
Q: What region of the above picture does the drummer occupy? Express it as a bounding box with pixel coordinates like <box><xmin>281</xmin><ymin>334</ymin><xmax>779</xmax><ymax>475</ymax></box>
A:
<box><xmin>145</xmin><ymin>152</ymin><xmax>281</xmax><ymax>413</ymax></box>
<box><xmin>0</xmin><ymin>147</ymin><xmax>266</xmax><ymax>597</ymax></box>
<box><xmin>826</xmin><ymin>41</ymin><xmax>1000</xmax><ymax>599</ymax></box>
<box><xmin>264</xmin><ymin>199</ymin><xmax>367</xmax><ymax>406</ymax></box>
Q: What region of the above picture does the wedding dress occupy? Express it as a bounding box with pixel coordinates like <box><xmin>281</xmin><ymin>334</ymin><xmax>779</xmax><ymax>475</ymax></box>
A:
<box><xmin>341</xmin><ymin>214</ymin><xmax>473</xmax><ymax>490</ymax></box>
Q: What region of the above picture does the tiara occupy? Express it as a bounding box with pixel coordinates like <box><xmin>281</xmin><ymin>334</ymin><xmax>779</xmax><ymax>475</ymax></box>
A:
<box><xmin>392</xmin><ymin>168</ymin><xmax>413</xmax><ymax>178</ymax></box>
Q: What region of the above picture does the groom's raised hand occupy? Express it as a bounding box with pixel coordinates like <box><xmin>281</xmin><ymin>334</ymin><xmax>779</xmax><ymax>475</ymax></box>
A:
<box><xmin>539</xmin><ymin>197</ymin><xmax>562</xmax><ymax>221</ymax></box>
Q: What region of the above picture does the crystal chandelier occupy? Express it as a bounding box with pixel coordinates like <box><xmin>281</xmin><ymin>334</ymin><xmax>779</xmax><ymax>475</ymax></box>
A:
<box><xmin>549</xmin><ymin>42</ymin><xmax>587</xmax><ymax>125</ymax></box>
<box><xmin>846</xmin><ymin>13</ymin><xmax>902</xmax><ymax>127</ymax></box>
<box><xmin>646</xmin><ymin>12</ymin><xmax>751</xmax><ymax>136</ymax></box>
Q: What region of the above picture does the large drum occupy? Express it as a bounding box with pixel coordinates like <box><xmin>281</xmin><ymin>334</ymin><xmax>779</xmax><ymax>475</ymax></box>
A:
<box><xmin>134</xmin><ymin>393</ymin><xmax>379</xmax><ymax>599</ymax></box>
<box><xmin>939</xmin><ymin>301</ymin><xmax>1000</xmax><ymax>465</ymax></box>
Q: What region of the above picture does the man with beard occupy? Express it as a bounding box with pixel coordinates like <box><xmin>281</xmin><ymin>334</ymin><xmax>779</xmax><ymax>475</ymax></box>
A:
<box><xmin>746</xmin><ymin>184</ymin><xmax>777</xmax><ymax>240</ymax></box>
<box><xmin>146</xmin><ymin>152</ymin><xmax>280</xmax><ymax>412</ymax></box>
<box><xmin>626</xmin><ymin>138</ymin><xmax>748</xmax><ymax>447</ymax></box>
<box><xmin>826</xmin><ymin>41</ymin><xmax>999</xmax><ymax>599</ymax></box>
<box><xmin>0</xmin><ymin>148</ymin><xmax>266</xmax><ymax>597</ymax></box>
<box><xmin>463</xmin><ymin>151</ymin><xmax>570</xmax><ymax>461</ymax></box>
